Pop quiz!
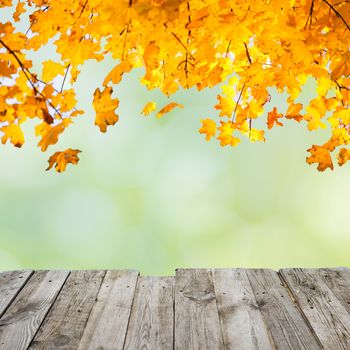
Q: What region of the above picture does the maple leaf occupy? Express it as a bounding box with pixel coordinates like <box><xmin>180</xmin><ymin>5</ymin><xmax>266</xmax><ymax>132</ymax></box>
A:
<box><xmin>46</xmin><ymin>148</ymin><xmax>81</xmax><ymax>172</ymax></box>
<box><xmin>337</xmin><ymin>148</ymin><xmax>350</xmax><ymax>167</ymax></box>
<box><xmin>199</xmin><ymin>118</ymin><xmax>216</xmax><ymax>141</ymax></box>
<box><xmin>217</xmin><ymin>121</ymin><xmax>240</xmax><ymax>147</ymax></box>
<box><xmin>156</xmin><ymin>102</ymin><xmax>183</xmax><ymax>119</ymax></box>
<box><xmin>42</xmin><ymin>60</ymin><xmax>65</xmax><ymax>82</ymax></box>
<box><xmin>93</xmin><ymin>87</ymin><xmax>119</xmax><ymax>132</ymax></box>
<box><xmin>0</xmin><ymin>123</ymin><xmax>24</xmax><ymax>147</ymax></box>
<box><xmin>285</xmin><ymin>103</ymin><xmax>303</xmax><ymax>122</ymax></box>
<box><xmin>267</xmin><ymin>107</ymin><xmax>283</xmax><ymax>129</ymax></box>
<box><xmin>142</xmin><ymin>101</ymin><xmax>157</xmax><ymax>116</ymax></box>
<box><xmin>306</xmin><ymin>145</ymin><xmax>334</xmax><ymax>172</ymax></box>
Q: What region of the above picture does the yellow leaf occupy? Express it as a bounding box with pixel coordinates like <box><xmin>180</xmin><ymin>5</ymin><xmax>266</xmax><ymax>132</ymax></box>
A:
<box><xmin>217</xmin><ymin>121</ymin><xmax>240</xmax><ymax>147</ymax></box>
<box><xmin>141</xmin><ymin>101</ymin><xmax>157</xmax><ymax>116</ymax></box>
<box><xmin>143</xmin><ymin>41</ymin><xmax>160</xmax><ymax>81</ymax></box>
<box><xmin>199</xmin><ymin>118</ymin><xmax>216</xmax><ymax>141</ymax></box>
<box><xmin>338</xmin><ymin>148</ymin><xmax>350</xmax><ymax>167</ymax></box>
<box><xmin>156</xmin><ymin>102</ymin><xmax>183</xmax><ymax>119</ymax></box>
<box><xmin>0</xmin><ymin>124</ymin><xmax>24</xmax><ymax>147</ymax></box>
<box><xmin>42</xmin><ymin>60</ymin><xmax>65</xmax><ymax>82</ymax></box>
<box><xmin>36</xmin><ymin>119</ymin><xmax>71</xmax><ymax>151</ymax></box>
<box><xmin>93</xmin><ymin>87</ymin><xmax>119</xmax><ymax>132</ymax></box>
<box><xmin>103</xmin><ymin>60</ymin><xmax>132</xmax><ymax>86</ymax></box>
<box><xmin>46</xmin><ymin>148</ymin><xmax>81</xmax><ymax>172</ymax></box>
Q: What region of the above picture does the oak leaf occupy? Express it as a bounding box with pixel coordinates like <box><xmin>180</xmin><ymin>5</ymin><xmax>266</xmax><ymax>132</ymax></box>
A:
<box><xmin>93</xmin><ymin>87</ymin><xmax>119</xmax><ymax>132</ymax></box>
<box><xmin>46</xmin><ymin>148</ymin><xmax>81</xmax><ymax>172</ymax></box>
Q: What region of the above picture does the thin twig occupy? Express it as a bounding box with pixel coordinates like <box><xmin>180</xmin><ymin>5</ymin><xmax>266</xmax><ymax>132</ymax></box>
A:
<box><xmin>60</xmin><ymin>64</ymin><xmax>71</xmax><ymax>92</ymax></box>
<box><xmin>231</xmin><ymin>83</ymin><xmax>245</xmax><ymax>123</ymax></box>
<box><xmin>322</xmin><ymin>0</ymin><xmax>350</xmax><ymax>30</ymax></box>
<box><xmin>171</xmin><ymin>32</ymin><xmax>195</xmax><ymax>60</ymax></box>
<box><xmin>244</xmin><ymin>42</ymin><xmax>252</xmax><ymax>64</ymax></box>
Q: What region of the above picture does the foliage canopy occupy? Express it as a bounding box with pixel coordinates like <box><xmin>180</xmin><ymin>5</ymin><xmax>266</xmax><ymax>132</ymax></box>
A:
<box><xmin>0</xmin><ymin>0</ymin><xmax>349</xmax><ymax>172</ymax></box>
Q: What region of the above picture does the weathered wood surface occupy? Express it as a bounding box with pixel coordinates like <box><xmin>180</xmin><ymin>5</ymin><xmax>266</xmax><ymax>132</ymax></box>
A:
<box><xmin>0</xmin><ymin>268</ymin><xmax>349</xmax><ymax>349</ymax></box>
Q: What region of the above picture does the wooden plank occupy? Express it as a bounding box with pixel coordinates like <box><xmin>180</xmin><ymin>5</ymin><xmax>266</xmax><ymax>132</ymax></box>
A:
<box><xmin>246</xmin><ymin>269</ymin><xmax>321</xmax><ymax>350</ymax></box>
<box><xmin>29</xmin><ymin>270</ymin><xmax>106</xmax><ymax>349</ymax></box>
<box><xmin>280</xmin><ymin>268</ymin><xmax>350</xmax><ymax>350</ymax></box>
<box><xmin>174</xmin><ymin>268</ymin><xmax>224</xmax><ymax>350</ymax></box>
<box><xmin>77</xmin><ymin>269</ymin><xmax>139</xmax><ymax>350</ymax></box>
<box><xmin>0</xmin><ymin>270</ymin><xmax>69</xmax><ymax>350</ymax></box>
<box><xmin>124</xmin><ymin>276</ymin><xmax>174</xmax><ymax>350</ymax></box>
<box><xmin>0</xmin><ymin>270</ymin><xmax>33</xmax><ymax>317</ymax></box>
<box><xmin>212</xmin><ymin>269</ymin><xmax>274</xmax><ymax>349</ymax></box>
<box><xmin>317</xmin><ymin>267</ymin><xmax>350</xmax><ymax>315</ymax></box>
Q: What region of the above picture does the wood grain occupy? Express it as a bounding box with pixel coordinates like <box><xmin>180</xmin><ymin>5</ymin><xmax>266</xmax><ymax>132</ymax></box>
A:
<box><xmin>280</xmin><ymin>268</ymin><xmax>350</xmax><ymax>350</ymax></box>
<box><xmin>77</xmin><ymin>269</ymin><xmax>139</xmax><ymax>350</ymax></box>
<box><xmin>0</xmin><ymin>270</ymin><xmax>33</xmax><ymax>318</ymax></box>
<box><xmin>246</xmin><ymin>269</ymin><xmax>322</xmax><ymax>350</ymax></box>
<box><xmin>212</xmin><ymin>268</ymin><xmax>274</xmax><ymax>350</ymax></box>
<box><xmin>124</xmin><ymin>276</ymin><xmax>174</xmax><ymax>350</ymax></box>
<box><xmin>0</xmin><ymin>270</ymin><xmax>69</xmax><ymax>350</ymax></box>
<box><xmin>29</xmin><ymin>270</ymin><xmax>106</xmax><ymax>349</ymax></box>
<box><xmin>174</xmin><ymin>268</ymin><xmax>224</xmax><ymax>350</ymax></box>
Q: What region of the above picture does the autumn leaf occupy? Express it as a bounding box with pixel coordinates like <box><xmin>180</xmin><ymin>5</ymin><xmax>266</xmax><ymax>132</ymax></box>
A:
<box><xmin>142</xmin><ymin>101</ymin><xmax>157</xmax><ymax>116</ymax></box>
<box><xmin>286</xmin><ymin>103</ymin><xmax>303</xmax><ymax>122</ymax></box>
<box><xmin>42</xmin><ymin>60</ymin><xmax>66</xmax><ymax>81</ymax></box>
<box><xmin>143</xmin><ymin>41</ymin><xmax>160</xmax><ymax>81</ymax></box>
<box><xmin>103</xmin><ymin>60</ymin><xmax>132</xmax><ymax>86</ymax></box>
<box><xmin>217</xmin><ymin>121</ymin><xmax>240</xmax><ymax>147</ymax></box>
<box><xmin>199</xmin><ymin>118</ymin><xmax>216</xmax><ymax>141</ymax></box>
<box><xmin>93</xmin><ymin>87</ymin><xmax>119</xmax><ymax>132</ymax></box>
<box><xmin>267</xmin><ymin>107</ymin><xmax>283</xmax><ymax>129</ymax></box>
<box><xmin>36</xmin><ymin>119</ymin><xmax>71</xmax><ymax>152</ymax></box>
<box><xmin>0</xmin><ymin>124</ymin><xmax>24</xmax><ymax>147</ymax></box>
<box><xmin>306</xmin><ymin>145</ymin><xmax>334</xmax><ymax>172</ymax></box>
<box><xmin>337</xmin><ymin>148</ymin><xmax>350</xmax><ymax>167</ymax></box>
<box><xmin>156</xmin><ymin>102</ymin><xmax>183</xmax><ymax>119</ymax></box>
<box><xmin>46</xmin><ymin>148</ymin><xmax>81</xmax><ymax>172</ymax></box>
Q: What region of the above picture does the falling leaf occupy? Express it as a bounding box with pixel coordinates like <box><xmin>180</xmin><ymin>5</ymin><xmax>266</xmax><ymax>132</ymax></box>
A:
<box><xmin>46</xmin><ymin>148</ymin><xmax>81</xmax><ymax>172</ymax></box>
<box><xmin>156</xmin><ymin>102</ymin><xmax>183</xmax><ymax>119</ymax></box>
<box><xmin>142</xmin><ymin>101</ymin><xmax>157</xmax><ymax>116</ymax></box>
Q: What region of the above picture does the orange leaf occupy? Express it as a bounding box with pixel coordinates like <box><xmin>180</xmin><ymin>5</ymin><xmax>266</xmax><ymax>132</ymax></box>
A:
<box><xmin>46</xmin><ymin>148</ymin><xmax>81</xmax><ymax>172</ymax></box>
<box><xmin>93</xmin><ymin>87</ymin><xmax>119</xmax><ymax>132</ymax></box>
<box><xmin>286</xmin><ymin>103</ymin><xmax>303</xmax><ymax>122</ymax></box>
<box><xmin>156</xmin><ymin>102</ymin><xmax>183</xmax><ymax>119</ymax></box>
<box><xmin>103</xmin><ymin>60</ymin><xmax>132</xmax><ymax>86</ymax></box>
<box><xmin>267</xmin><ymin>107</ymin><xmax>283</xmax><ymax>129</ymax></box>
<box><xmin>306</xmin><ymin>145</ymin><xmax>334</xmax><ymax>172</ymax></box>
<box><xmin>199</xmin><ymin>118</ymin><xmax>216</xmax><ymax>141</ymax></box>
<box><xmin>337</xmin><ymin>148</ymin><xmax>350</xmax><ymax>167</ymax></box>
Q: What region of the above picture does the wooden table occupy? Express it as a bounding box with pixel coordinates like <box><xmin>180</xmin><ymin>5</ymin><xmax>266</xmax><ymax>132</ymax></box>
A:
<box><xmin>0</xmin><ymin>268</ymin><xmax>349</xmax><ymax>349</ymax></box>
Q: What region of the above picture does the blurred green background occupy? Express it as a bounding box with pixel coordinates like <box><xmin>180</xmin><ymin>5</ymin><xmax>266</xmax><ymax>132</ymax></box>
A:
<box><xmin>1</xmin><ymin>9</ymin><xmax>349</xmax><ymax>275</ymax></box>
